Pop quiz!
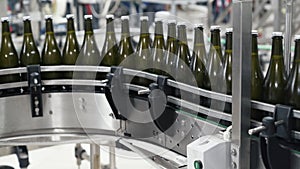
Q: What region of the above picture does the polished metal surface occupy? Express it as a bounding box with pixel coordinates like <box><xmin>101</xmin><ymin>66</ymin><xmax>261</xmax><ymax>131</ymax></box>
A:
<box><xmin>123</xmin><ymin>68</ymin><xmax>158</xmax><ymax>82</ymax></box>
<box><xmin>167</xmin><ymin>80</ymin><xmax>232</xmax><ymax>103</ymax></box>
<box><xmin>0</xmin><ymin>93</ymin><xmax>119</xmax><ymax>145</ymax></box>
<box><xmin>232</xmin><ymin>1</ymin><xmax>252</xmax><ymax>169</ymax></box>
<box><xmin>167</xmin><ymin>96</ymin><xmax>232</xmax><ymax>121</ymax></box>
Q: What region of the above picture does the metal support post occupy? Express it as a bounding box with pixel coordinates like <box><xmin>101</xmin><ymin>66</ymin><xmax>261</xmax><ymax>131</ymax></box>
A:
<box><xmin>285</xmin><ymin>0</ymin><xmax>294</xmax><ymax>75</ymax></box>
<box><xmin>90</xmin><ymin>144</ymin><xmax>101</xmax><ymax>169</ymax></box>
<box><xmin>109</xmin><ymin>144</ymin><xmax>116</xmax><ymax>169</ymax></box>
<box><xmin>232</xmin><ymin>1</ymin><xmax>252</xmax><ymax>169</ymax></box>
<box><xmin>272</xmin><ymin>0</ymin><xmax>282</xmax><ymax>31</ymax></box>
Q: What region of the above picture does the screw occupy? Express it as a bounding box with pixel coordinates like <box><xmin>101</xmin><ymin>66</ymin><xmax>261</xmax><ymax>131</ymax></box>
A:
<box><xmin>231</xmin><ymin>149</ymin><xmax>237</xmax><ymax>156</ymax></box>
<box><xmin>232</xmin><ymin>162</ymin><xmax>237</xmax><ymax>169</ymax></box>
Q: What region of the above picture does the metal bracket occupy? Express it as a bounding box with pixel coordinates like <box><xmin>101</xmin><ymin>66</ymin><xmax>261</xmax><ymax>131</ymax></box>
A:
<box><xmin>148</xmin><ymin>81</ymin><xmax>177</xmax><ymax>135</ymax></box>
<box><xmin>274</xmin><ymin>104</ymin><xmax>294</xmax><ymax>140</ymax></box>
<box><xmin>259</xmin><ymin>117</ymin><xmax>291</xmax><ymax>169</ymax></box>
<box><xmin>27</xmin><ymin>65</ymin><xmax>43</xmax><ymax>117</ymax></box>
<box><xmin>105</xmin><ymin>66</ymin><xmax>127</xmax><ymax>120</ymax></box>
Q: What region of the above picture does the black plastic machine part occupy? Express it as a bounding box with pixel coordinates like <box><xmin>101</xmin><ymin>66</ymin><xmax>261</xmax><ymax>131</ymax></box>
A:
<box><xmin>148</xmin><ymin>76</ymin><xmax>178</xmax><ymax>135</ymax></box>
<box><xmin>259</xmin><ymin>104</ymin><xmax>300</xmax><ymax>169</ymax></box>
<box><xmin>105</xmin><ymin>66</ymin><xmax>128</xmax><ymax>120</ymax></box>
<box><xmin>27</xmin><ymin>65</ymin><xmax>43</xmax><ymax>117</ymax></box>
<box><xmin>14</xmin><ymin>146</ymin><xmax>29</xmax><ymax>168</ymax></box>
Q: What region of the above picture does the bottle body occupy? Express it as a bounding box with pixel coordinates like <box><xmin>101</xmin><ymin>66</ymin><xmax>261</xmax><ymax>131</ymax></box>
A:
<box><xmin>118</xmin><ymin>16</ymin><xmax>134</xmax><ymax>67</ymax></box>
<box><xmin>151</xmin><ymin>20</ymin><xmax>165</xmax><ymax>75</ymax></box>
<box><xmin>62</xmin><ymin>14</ymin><xmax>80</xmax><ymax>79</ymax></box>
<box><xmin>0</xmin><ymin>18</ymin><xmax>19</xmax><ymax>84</ymax></box>
<box><xmin>101</xmin><ymin>15</ymin><xmax>119</xmax><ymax>67</ymax></box>
<box><xmin>207</xmin><ymin>26</ymin><xmax>224</xmax><ymax>111</ymax></box>
<box><xmin>191</xmin><ymin>25</ymin><xmax>210</xmax><ymax>107</ymax></box>
<box><xmin>41</xmin><ymin>16</ymin><xmax>62</xmax><ymax>80</ymax></box>
<box><xmin>77</xmin><ymin>15</ymin><xmax>101</xmax><ymax>80</ymax></box>
<box><xmin>285</xmin><ymin>37</ymin><xmax>300</xmax><ymax>130</ymax></box>
<box><xmin>263</xmin><ymin>33</ymin><xmax>286</xmax><ymax>105</ymax></box>
<box><xmin>164</xmin><ymin>21</ymin><xmax>177</xmax><ymax>80</ymax></box>
<box><xmin>133</xmin><ymin>17</ymin><xmax>152</xmax><ymax>86</ymax></box>
<box><xmin>251</xmin><ymin>31</ymin><xmax>264</xmax><ymax>120</ymax></box>
<box><xmin>175</xmin><ymin>24</ymin><xmax>191</xmax><ymax>84</ymax></box>
<box><xmin>20</xmin><ymin>17</ymin><xmax>41</xmax><ymax>81</ymax></box>
<box><xmin>223</xmin><ymin>29</ymin><xmax>232</xmax><ymax>113</ymax></box>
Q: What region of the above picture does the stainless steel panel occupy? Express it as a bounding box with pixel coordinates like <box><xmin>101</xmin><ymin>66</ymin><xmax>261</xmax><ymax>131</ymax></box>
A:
<box><xmin>0</xmin><ymin>93</ymin><xmax>120</xmax><ymax>145</ymax></box>
<box><xmin>232</xmin><ymin>1</ymin><xmax>252</xmax><ymax>169</ymax></box>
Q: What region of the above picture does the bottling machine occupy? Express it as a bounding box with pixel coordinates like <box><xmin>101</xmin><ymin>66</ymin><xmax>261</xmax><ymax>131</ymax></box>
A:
<box><xmin>0</xmin><ymin>1</ymin><xmax>300</xmax><ymax>169</ymax></box>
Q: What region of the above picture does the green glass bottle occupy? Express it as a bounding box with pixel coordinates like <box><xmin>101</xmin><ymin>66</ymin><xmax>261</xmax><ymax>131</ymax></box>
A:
<box><xmin>118</xmin><ymin>15</ymin><xmax>134</xmax><ymax>65</ymax></box>
<box><xmin>207</xmin><ymin>25</ymin><xmax>224</xmax><ymax>110</ymax></box>
<box><xmin>192</xmin><ymin>24</ymin><xmax>207</xmax><ymax>66</ymax></box>
<box><xmin>77</xmin><ymin>15</ymin><xmax>101</xmax><ymax>80</ymax></box>
<box><xmin>285</xmin><ymin>35</ymin><xmax>300</xmax><ymax>130</ymax></box>
<box><xmin>251</xmin><ymin>30</ymin><xmax>264</xmax><ymax>120</ymax></box>
<box><xmin>223</xmin><ymin>28</ymin><xmax>233</xmax><ymax>113</ymax></box>
<box><xmin>62</xmin><ymin>14</ymin><xmax>80</xmax><ymax>79</ymax></box>
<box><xmin>101</xmin><ymin>14</ymin><xmax>119</xmax><ymax>67</ymax></box>
<box><xmin>133</xmin><ymin>16</ymin><xmax>152</xmax><ymax>86</ymax></box>
<box><xmin>20</xmin><ymin>16</ymin><xmax>40</xmax><ymax>81</ymax></box>
<box><xmin>151</xmin><ymin>18</ymin><xmax>165</xmax><ymax>75</ymax></box>
<box><xmin>175</xmin><ymin>23</ymin><xmax>191</xmax><ymax>84</ymax></box>
<box><xmin>263</xmin><ymin>32</ymin><xmax>286</xmax><ymax>105</ymax></box>
<box><xmin>0</xmin><ymin>17</ymin><xmax>19</xmax><ymax>83</ymax></box>
<box><xmin>41</xmin><ymin>15</ymin><xmax>62</xmax><ymax>80</ymax></box>
<box><xmin>164</xmin><ymin>20</ymin><xmax>177</xmax><ymax>79</ymax></box>
<box><xmin>190</xmin><ymin>24</ymin><xmax>210</xmax><ymax>106</ymax></box>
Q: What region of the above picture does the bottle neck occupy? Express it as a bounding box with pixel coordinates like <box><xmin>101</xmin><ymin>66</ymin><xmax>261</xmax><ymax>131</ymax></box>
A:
<box><xmin>271</xmin><ymin>36</ymin><xmax>283</xmax><ymax>57</ymax></box>
<box><xmin>67</xmin><ymin>18</ymin><xmax>75</xmax><ymax>32</ymax></box>
<box><xmin>252</xmin><ymin>34</ymin><xmax>258</xmax><ymax>55</ymax></box>
<box><xmin>121</xmin><ymin>19</ymin><xmax>130</xmax><ymax>39</ymax></box>
<box><xmin>2</xmin><ymin>21</ymin><xmax>10</xmax><ymax>34</ymax></box>
<box><xmin>294</xmin><ymin>40</ymin><xmax>300</xmax><ymax>62</ymax></box>
<box><xmin>106</xmin><ymin>18</ymin><xmax>115</xmax><ymax>33</ymax></box>
<box><xmin>210</xmin><ymin>30</ymin><xmax>221</xmax><ymax>47</ymax></box>
<box><xmin>167</xmin><ymin>23</ymin><xmax>176</xmax><ymax>39</ymax></box>
<box><xmin>84</xmin><ymin>19</ymin><xmax>94</xmax><ymax>35</ymax></box>
<box><xmin>155</xmin><ymin>21</ymin><xmax>164</xmax><ymax>36</ymax></box>
<box><xmin>194</xmin><ymin>27</ymin><xmax>204</xmax><ymax>45</ymax></box>
<box><xmin>23</xmin><ymin>20</ymin><xmax>33</xmax><ymax>34</ymax></box>
<box><xmin>225</xmin><ymin>32</ymin><xmax>232</xmax><ymax>50</ymax></box>
<box><xmin>45</xmin><ymin>19</ymin><xmax>54</xmax><ymax>33</ymax></box>
<box><xmin>140</xmin><ymin>20</ymin><xmax>149</xmax><ymax>35</ymax></box>
<box><xmin>178</xmin><ymin>26</ymin><xmax>187</xmax><ymax>44</ymax></box>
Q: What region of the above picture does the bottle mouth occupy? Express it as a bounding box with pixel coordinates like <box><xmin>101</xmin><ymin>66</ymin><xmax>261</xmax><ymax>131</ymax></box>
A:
<box><xmin>168</xmin><ymin>20</ymin><xmax>176</xmax><ymax>24</ymax></box>
<box><xmin>44</xmin><ymin>15</ymin><xmax>52</xmax><ymax>20</ymax></box>
<box><xmin>84</xmin><ymin>15</ymin><xmax>93</xmax><ymax>20</ymax></box>
<box><xmin>294</xmin><ymin>35</ymin><xmax>300</xmax><ymax>40</ymax></box>
<box><xmin>140</xmin><ymin>16</ymin><xmax>149</xmax><ymax>21</ymax></box>
<box><xmin>121</xmin><ymin>15</ymin><xmax>129</xmax><ymax>21</ymax></box>
<box><xmin>252</xmin><ymin>30</ymin><xmax>258</xmax><ymax>35</ymax></box>
<box><xmin>272</xmin><ymin>32</ymin><xmax>283</xmax><ymax>37</ymax></box>
<box><xmin>1</xmin><ymin>17</ymin><xmax>9</xmax><ymax>22</ymax></box>
<box><xmin>226</xmin><ymin>28</ymin><xmax>233</xmax><ymax>33</ymax></box>
<box><xmin>210</xmin><ymin>25</ymin><xmax>221</xmax><ymax>31</ymax></box>
<box><xmin>23</xmin><ymin>16</ymin><xmax>31</xmax><ymax>21</ymax></box>
<box><xmin>194</xmin><ymin>23</ymin><xmax>204</xmax><ymax>29</ymax></box>
<box><xmin>106</xmin><ymin>14</ymin><xmax>114</xmax><ymax>19</ymax></box>
<box><xmin>66</xmin><ymin>14</ymin><xmax>74</xmax><ymax>19</ymax></box>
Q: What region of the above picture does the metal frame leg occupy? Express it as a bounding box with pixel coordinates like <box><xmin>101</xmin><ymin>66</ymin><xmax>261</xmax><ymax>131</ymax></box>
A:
<box><xmin>109</xmin><ymin>144</ymin><xmax>116</xmax><ymax>169</ymax></box>
<box><xmin>90</xmin><ymin>144</ymin><xmax>101</xmax><ymax>169</ymax></box>
<box><xmin>232</xmin><ymin>0</ymin><xmax>252</xmax><ymax>169</ymax></box>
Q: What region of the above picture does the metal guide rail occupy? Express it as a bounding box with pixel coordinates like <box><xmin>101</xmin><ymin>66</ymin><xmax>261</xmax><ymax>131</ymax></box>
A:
<box><xmin>0</xmin><ymin>65</ymin><xmax>299</xmax><ymax>140</ymax></box>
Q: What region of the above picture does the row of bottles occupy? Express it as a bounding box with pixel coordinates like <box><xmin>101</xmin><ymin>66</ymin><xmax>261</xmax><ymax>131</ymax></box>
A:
<box><xmin>0</xmin><ymin>14</ymin><xmax>299</xmax><ymax>128</ymax></box>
